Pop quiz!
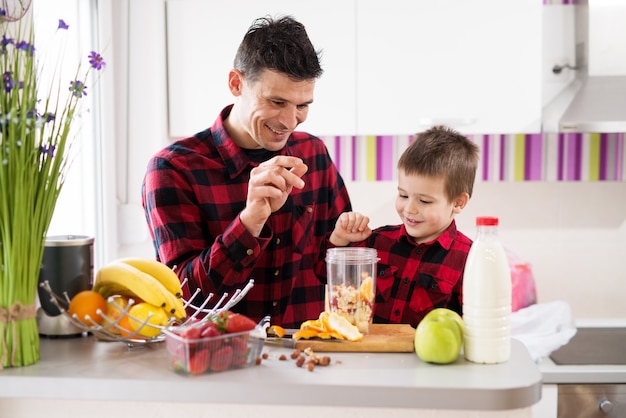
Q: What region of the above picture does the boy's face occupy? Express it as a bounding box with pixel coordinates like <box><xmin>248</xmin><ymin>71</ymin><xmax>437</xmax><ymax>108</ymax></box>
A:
<box><xmin>395</xmin><ymin>170</ymin><xmax>467</xmax><ymax>244</ymax></box>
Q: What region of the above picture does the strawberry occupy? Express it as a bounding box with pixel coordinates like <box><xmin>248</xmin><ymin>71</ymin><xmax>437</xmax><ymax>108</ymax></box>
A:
<box><xmin>217</xmin><ymin>311</ymin><xmax>256</xmax><ymax>334</ymax></box>
<box><xmin>209</xmin><ymin>345</ymin><xmax>234</xmax><ymax>372</ymax></box>
<box><xmin>180</xmin><ymin>326</ymin><xmax>202</xmax><ymax>340</ymax></box>
<box><xmin>199</xmin><ymin>321</ymin><xmax>220</xmax><ymax>338</ymax></box>
<box><xmin>188</xmin><ymin>347</ymin><xmax>211</xmax><ymax>374</ymax></box>
<box><xmin>230</xmin><ymin>335</ymin><xmax>250</xmax><ymax>359</ymax></box>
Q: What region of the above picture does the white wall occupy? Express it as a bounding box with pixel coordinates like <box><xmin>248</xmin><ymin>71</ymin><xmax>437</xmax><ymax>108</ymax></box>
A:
<box><xmin>348</xmin><ymin>180</ymin><xmax>626</xmax><ymax>320</ymax></box>
<box><xmin>110</xmin><ymin>0</ymin><xmax>626</xmax><ymax>320</ymax></box>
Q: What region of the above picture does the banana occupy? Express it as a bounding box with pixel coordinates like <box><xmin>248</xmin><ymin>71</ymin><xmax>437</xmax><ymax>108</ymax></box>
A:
<box><xmin>116</xmin><ymin>257</ymin><xmax>183</xmax><ymax>298</ymax></box>
<box><xmin>94</xmin><ymin>262</ymin><xmax>170</xmax><ymax>313</ymax></box>
<box><xmin>94</xmin><ymin>262</ymin><xmax>187</xmax><ymax>321</ymax></box>
<box><xmin>159</xmin><ymin>283</ymin><xmax>187</xmax><ymax>320</ymax></box>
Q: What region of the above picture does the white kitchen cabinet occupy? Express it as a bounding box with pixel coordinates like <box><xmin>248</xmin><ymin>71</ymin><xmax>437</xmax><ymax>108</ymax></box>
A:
<box><xmin>166</xmin><ymin>0</ymin><xmax>542</xmax><ymax>137</ymax></box>
<box><xmin>355</xmin><ymin>0</ymin><xmax>543</xmax><ymax>135</ymax></box>
<box><xmin>166</xmin><ymin>0</ymin><xmax>356</xmax><ymax>138</ymax></box>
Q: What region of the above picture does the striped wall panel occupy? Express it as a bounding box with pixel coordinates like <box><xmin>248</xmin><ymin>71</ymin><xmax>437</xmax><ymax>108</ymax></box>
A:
<box><xmin>320</xmin><ymin>133</ymin><xmax>626</xmax><ymax>182</ymax></box>
<box><xmin>543</xmin><ymin>0</ymin><xmax>579</xmax><ymax>5</ymax></box>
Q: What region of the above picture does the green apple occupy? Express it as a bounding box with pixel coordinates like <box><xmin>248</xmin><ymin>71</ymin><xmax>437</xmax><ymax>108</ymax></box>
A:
<box><xmin>414</xmin><ymin>308</ymin><xmax>464</xmax><ymax>364</ymax></box>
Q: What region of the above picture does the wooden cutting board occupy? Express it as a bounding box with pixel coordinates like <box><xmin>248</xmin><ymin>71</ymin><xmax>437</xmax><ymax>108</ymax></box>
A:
<box><xmin>294</xmin><ymin>323</ymin><xmax>415</xmax><ymax>352</ymax></box>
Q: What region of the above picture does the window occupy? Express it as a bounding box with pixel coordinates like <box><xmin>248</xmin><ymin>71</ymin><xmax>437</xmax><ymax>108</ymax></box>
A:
<box><xmin>33</xmin><ymin>0</ymin><xmax>107</xmax><ymax>266</ymax></box>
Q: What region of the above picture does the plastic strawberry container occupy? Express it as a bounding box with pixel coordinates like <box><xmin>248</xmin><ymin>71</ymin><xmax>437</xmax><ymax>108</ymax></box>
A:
<box><xmin>163</xmin><ymin>325</ymin><xmax>265</xmax><ymax>375</ymax></box>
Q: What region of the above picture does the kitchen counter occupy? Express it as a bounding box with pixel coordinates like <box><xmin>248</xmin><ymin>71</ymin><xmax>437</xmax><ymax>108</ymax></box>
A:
<box><xmin>0</xmin><ymin>335</ymin><xmax>542</xmax><ymax>417</ymax></box>
<box><xmin>538</xmin><ymin>319</ymin><xmax>626</xmax><ymax>384</ymax></box>
<box><xmin>539</xmin><ymin>356</ymin><xmax>626</xmax><ymax>384</ymax></box>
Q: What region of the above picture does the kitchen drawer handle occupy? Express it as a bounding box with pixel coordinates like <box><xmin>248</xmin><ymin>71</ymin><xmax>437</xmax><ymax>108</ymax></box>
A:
<box><xmin>599</xmin><ymin>399</ymin><xmax>614</xmax><ymax>414</ymax></box>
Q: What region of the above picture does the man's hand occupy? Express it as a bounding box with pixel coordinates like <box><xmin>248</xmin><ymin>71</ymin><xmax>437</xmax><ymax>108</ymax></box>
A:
<box><xmin>240</xmin><ymin>156</ymin><xmax>308</xmax><ymax>237</ymax></box>
<box><xmin>330</xmin><ymin>212</ymin><xmax>372</xmax><ymax>246</ymax></box>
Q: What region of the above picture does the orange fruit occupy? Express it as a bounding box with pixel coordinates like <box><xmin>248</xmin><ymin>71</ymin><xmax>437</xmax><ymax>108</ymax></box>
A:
<box><xmin>104</xmin><ymin>295</ymin><xmax>131</xmax><ymax>335</ymax></box>
<box><xmin>319</xmin><ymin>311</ymin><xmax>331</xmax><ymax>330</ymax></box>
<box><xmin>300</xmin><ymin>319</ymin><xmax>325</xmax><ymax>332</ymax></box>
<box><xmin>326</xmin><ymin>312</ymin><xmax>363</xmax><ymax>342</ymax></box>
<box><xmin>293</xmin><ymin>329</ymin><xmax>321</xmax><ymax>340</ymax></box>
<box><xmin>68</xmin><ymin>290</ymin><xmax>107</xmax><ymax>326</ymax></box>
<box><xmin>267</xmin><ymin>325</ymin><xmax>286</xmax><ymax>338</ymax></box>
<box><xmin>117</xmin><ymin>314</ymin><xmax>137</xmax><ymax>338</ymax></box>
<box><xmin>359</xmin><ymin>275</ymin><xmax>374</xmax><ymax>301</ymax></box>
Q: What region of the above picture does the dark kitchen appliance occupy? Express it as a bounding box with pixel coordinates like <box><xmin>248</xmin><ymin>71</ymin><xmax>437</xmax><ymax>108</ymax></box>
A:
<box><xmin>550</xmin><ymin>328</ymin><xmax>626</xmax><ymax>365</ymax></box>
<box><xmin>37</xmin><ymin>235</ymin><xmax>94</xmax><ymax>337</ymax></box>
<box><xmin>550</xmin><ymin>327</ymin><xmax>626</xmax><ymax>417</ymax></box>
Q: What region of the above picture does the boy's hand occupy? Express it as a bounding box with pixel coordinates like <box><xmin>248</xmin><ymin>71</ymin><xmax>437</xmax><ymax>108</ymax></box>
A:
<box><xmin>330</xmin><ymin>212</ymin><xmax>372</xmax><ymax>246</ymax></box>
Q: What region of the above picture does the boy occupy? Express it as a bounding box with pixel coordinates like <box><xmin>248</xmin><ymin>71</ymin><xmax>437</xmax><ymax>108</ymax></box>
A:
<box><xmin>327</xmin><ymin>125</ymin><xmax>479</xmax><ymax>327</ymax></box>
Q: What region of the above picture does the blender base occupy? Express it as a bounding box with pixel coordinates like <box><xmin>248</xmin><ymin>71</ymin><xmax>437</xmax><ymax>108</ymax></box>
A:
<box><xmin>37</xmin><ymin>308</ymin><xmax>87</xmax><ymax>338</ymax></box>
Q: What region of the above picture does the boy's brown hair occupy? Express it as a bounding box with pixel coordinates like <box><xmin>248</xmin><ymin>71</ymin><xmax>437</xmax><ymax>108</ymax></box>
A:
<box><xmin>397</xmin><ymin>125</ymin><xmax>480</xmax><ymax>202</ymax></box>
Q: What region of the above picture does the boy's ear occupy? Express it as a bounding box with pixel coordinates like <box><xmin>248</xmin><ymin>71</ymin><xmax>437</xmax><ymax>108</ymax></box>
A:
<box><xmin>452</xmin><ymin>192</ymin><xmax>470</xmax><ymax>214</ymax></box>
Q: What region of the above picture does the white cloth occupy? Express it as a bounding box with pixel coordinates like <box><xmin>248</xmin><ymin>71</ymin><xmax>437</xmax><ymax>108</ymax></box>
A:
<box><xmin>510</xmin><ymin>300</ymin><xmax>577</xmax><ymax>362</ymax></box>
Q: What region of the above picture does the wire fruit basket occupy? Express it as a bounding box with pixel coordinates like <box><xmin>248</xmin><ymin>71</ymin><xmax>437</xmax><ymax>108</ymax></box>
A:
<box><xmin>39</xmin><ymin>279</ymin><xmax>254</xmax><ymax>346</ymax></box>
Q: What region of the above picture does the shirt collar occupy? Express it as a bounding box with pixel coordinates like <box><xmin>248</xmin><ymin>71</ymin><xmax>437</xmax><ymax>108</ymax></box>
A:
<box><xmin>399</xmin><ymin>220</ymin><xmax>458</xmax><ymax>251</ymax></box>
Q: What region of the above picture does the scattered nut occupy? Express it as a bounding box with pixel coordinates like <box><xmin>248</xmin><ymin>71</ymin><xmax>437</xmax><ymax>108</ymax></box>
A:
<box><xmin>319</xmin><ymin>356</ymin><xmax>331</xmax><ymax>366</ymax></box>
<box><xmin>261</xmin><ymin>346</ymin><xmax>334</xmax><ymax>371</ymax></box>
<box><xmin>295</xmin><ymin>355</ymin><xmax>305</xmax><ymax>367</ymax></box>
<box><xmin>255</xmin><ymin>357</ymin><xmax>262</xmax><ymax>365</ymax></box>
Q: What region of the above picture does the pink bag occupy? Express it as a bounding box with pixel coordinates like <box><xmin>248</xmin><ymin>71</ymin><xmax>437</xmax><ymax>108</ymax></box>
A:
<box><xmin>507</xmin><ymin>249</ymin><xmax>537</xmax><ymax>312</ymax></box>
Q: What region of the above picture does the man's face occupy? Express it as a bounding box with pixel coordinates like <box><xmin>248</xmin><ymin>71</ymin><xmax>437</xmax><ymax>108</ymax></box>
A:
<box><xmin>230</xmin><ymin>69</ymin><xmax>316</xmax><ymax>151</ymax></box>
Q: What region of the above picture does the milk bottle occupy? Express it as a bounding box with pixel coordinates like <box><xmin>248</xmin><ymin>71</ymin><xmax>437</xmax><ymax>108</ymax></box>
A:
<box><xmin>462</xmin><ymin>216</ymin><xmax>511</xmax><ymax>364</ymax></box>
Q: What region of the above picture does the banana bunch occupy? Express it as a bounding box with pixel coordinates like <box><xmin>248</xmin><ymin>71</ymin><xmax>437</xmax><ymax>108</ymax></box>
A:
<box><xmin>94</xmin><ymin>258</ymin><xmax>186</xmax><ymax>321</ymax></box>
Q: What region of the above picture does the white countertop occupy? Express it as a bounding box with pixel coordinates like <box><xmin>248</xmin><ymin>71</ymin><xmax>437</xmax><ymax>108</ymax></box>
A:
<box><xmin>0</xmin><ymin>335</ymin><xmax>542</xmax><ymax>411</ymax></box>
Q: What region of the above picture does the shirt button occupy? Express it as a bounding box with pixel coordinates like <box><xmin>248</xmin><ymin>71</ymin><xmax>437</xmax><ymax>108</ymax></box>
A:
<box><xmin>379</xmin><ymin>269</ymin><xmax>385</xmax><ymax>276</ymax></box>
<box><xmin>403</xmin><ymin>278</ymin><xmax>409</xmax><ymax>284</ymax></box>
<box><xmin>246</xmin><ymin>249</ymin><xmax>253</xmax><ymax>256</ymax></box>
<box><xmin>416</xmin><ymin>248</ymin><xmax>422</xmax><ymax>254</ymax></box>
<box><xmin>272</xmin><ymin>300</ymin><xmax>278</xmax><ymax>307</ymax></box>
<box><xmin>394</xmin><ymin>309</ymin><xmax>401</xmax><ymax>316</ymax></box>
<box><xmin>276</xmin><ymin>238</ymin><xmax>281</xmax><ymax>245</ymax></box>
<box><xmin>307</xmin><ymin>206</ymin><xmax>313</xmax><ymax>213</ymax></box>
<box><xmin>274</xmin><ymin>270</ymin><xmax>280</xmax><ymax>276</ymax></box>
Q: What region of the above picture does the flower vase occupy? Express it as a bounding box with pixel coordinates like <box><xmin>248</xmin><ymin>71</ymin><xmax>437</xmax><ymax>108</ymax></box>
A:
<box><xmin>0</xmin><ymin>299</ymin><xmax>40</xmax><ymax>368</ymax></box>
<box><xmin>1</xmin><ymin>3</ymin><xmax>106</xmax><ymax>369</ymax></box>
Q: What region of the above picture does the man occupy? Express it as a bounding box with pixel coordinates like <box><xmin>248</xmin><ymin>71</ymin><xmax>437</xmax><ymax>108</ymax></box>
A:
<box><xmin>142</xmin><ymin>16</ymin><xmax>351</xmax><ymax>328</ymax></box>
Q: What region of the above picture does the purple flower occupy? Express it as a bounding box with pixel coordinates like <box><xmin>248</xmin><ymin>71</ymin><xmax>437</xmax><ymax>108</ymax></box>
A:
<box><xmin>1</xmin><ymin>35</ymin><xmax>14</xmax><ymax>53</ymax></box>
<box><xmin>15</xmin><ymin>40</ymin><xmax>35</xmax><ymax>56</ymax></box>
<box><xmin>2</xmin><ymin>71</ymin><xmax>14</xmax><ymax>93</ymax></box>
<box><xmin>69</xmin><ymin>80</ymin><xmax>87</xmax><ymax>98</ymax></box>
<box><xmin>58</xmin><ymin>19</ymin><xmax>69</xmax><ymax>30</ymax></box>
<box><xmin>40</xmin><ymin>144</ymin><xmax>57</xmax><ymax>158</ymax></box>
<box><xmin>88</xmin><ymin>51</ymin><xmax>106</xmax><ymax>71</ymax></box>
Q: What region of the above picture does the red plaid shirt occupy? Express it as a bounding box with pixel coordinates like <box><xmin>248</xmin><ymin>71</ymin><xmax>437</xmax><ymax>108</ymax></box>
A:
<box><xmin>142</xmin><ymin>106</ymin><xmax>351</xmax><ymax>328</ymax></box>
<box><xmin>321</xmin><ymin>220</ymin><xmax>470</xmax><ymax>328</ymax></box>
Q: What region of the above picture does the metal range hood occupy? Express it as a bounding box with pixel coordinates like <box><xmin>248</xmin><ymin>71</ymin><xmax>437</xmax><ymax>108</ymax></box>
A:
<box><xmin>559</xmin><ymin>75</ymin><xmax>626</xmax><ymax>133</ymax></box>
<box><xmin>550</xmin><ymin>1</ymin><xmax>626</xmax><ymax>133</ymax></box>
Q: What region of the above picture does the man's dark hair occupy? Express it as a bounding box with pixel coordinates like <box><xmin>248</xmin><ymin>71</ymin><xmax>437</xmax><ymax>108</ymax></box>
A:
<box><xmin>234</xmin><ymin>15</ymin><xmax>323</xmax><ymax>82</ymax></box>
